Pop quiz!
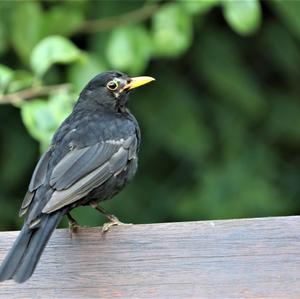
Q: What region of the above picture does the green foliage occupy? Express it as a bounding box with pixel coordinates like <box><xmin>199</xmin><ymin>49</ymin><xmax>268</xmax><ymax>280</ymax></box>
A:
<box><xmin>7</xmin><ymin>70</ymin><xmax>34</xmax><ymax>94</ymax></box>
<box><xmin>178</xmin><ymin>0</ymin><xmax>219</xmax><ymax>15</ymax></box>
<box><xmin>223</xmin><ymin>0</ymin><xmax>262</xmax><ymax>35</ymax></box>
<box><xmin>11</xmin><ymin>2</ymin><xmax>44</xmax><ymax>63</ymax></box>
<box><xmin>0</xmin><ymin>0</ymin><xmax>299</xmax><ymax>230</ymax></box>
<box><xmin>152</xmin><ymin>3</ymin><xmax>192</xmax><ymax>56</ymax></box>
<box><xmin>270</xmin><ymin>0</ymin><xmax>300</xmax><ymax>39</ymax></box>
<box><xmin>68</xmin><ymin>54</ymin><xmax>107</xmax><ymax>92</ymax></box>
<box><xmin>136</xmin><ymin>71</ymin><xmax>212</xmax><ymax>160</ymax></box>
<box><xmin>31</xmin><ymin>36</ymin><xmax>82</xmax><ymax>77</ymax></box>
<box><xmin>197</xmin><ymin>31</ymin><xmax>266</xmax><ymax>119</ymax></box>
<box><xmin>106</xmin><ymin>25</ymin><xmax>152</xmax><ymax>74</ymax></box>
<box><xmin>266</xmin><ymin>92</ymin><xmax>300</xmax><ymax>144</ymax></box>
<box><xmin>0</xmin><ymin>65</ymin><xmax>13</xmax><ymax>94</ymax></box>
<box><xmin>41</xmin><ymin>5</ymin><xmax>84</xmax><ymax>37</ymax></box>
<box><xmin>20</xmin><ymin>91</ymin><xmax>74</xmax><ymax>151</ymax></box>
<box><xmin>0</xmin><ymin>4</ymin><xmax>9</xmax><ymax>56</ymax></box>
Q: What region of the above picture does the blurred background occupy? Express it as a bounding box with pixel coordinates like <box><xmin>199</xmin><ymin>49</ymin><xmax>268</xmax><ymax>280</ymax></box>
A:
<box><xmin>0</xmin><ymin>0</ymin><xmax>299</xmax><ymax>231</ymax></box>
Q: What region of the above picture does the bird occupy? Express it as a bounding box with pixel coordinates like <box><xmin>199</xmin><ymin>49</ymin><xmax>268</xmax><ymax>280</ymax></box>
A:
<box><xmin>0</xmin><ymin>71</ymin><xmax>155</xmax><ymax>283</ymax></box>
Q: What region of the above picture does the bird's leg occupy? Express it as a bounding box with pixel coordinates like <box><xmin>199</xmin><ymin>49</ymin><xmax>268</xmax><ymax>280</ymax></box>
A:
<box><xmin>89</xmin><ymin>201</ymin><xmax>130</xmax><ymax>233</ymax></box>
<box><xmin>66</xmin><ymin>212</ymin><xmax>81</xmax><ymax>235</ymax></box>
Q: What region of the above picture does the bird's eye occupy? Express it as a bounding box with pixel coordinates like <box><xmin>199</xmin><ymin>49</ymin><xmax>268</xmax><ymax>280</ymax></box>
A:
<box><xmin>106</xmin><ymin>80</ymin><xmax>119</xmax><ymax>91</ymax></box>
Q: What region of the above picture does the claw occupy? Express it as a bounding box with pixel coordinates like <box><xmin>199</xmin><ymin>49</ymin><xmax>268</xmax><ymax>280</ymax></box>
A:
<box><xmin>69</xmin><ymin>220</ymin><xmax>81</xmax><ymax>238</ymax></box>
<box><xmin>67</xmin><ymin>212</ymin><xmax>81</xmax><ymax>238</ymax></box>
<box><xmin>102</xmin><ymin>216</ymin><xmax>132</xmax><ymax>233</ymax></box>
<box><xmin>89</xmin><ymin>202</ymin><xmax>132</xmax><ymax>233</ymax></box>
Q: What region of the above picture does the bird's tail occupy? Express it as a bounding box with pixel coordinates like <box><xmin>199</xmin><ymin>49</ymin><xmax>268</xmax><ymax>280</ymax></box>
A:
<box><xmin>0</xmin><ymin>211</ymin><xmax>64</xmax><ymax>283</ymax></box>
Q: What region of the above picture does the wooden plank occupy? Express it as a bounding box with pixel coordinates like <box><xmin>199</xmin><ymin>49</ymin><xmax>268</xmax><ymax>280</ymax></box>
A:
<box><xmin>0</xmin><ymin>216</ymin><xmax>299</xmax><ymax>298</ymax></box>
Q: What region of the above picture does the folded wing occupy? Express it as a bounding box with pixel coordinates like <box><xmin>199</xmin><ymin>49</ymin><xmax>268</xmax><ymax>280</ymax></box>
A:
<box><xmin>42</xmin><ymin>136</ymin><xmax>137</xmax><ymax>214</ymax></box>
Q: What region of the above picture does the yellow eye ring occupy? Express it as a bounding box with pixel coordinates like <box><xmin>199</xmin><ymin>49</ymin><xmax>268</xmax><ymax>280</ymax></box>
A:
<box><xmin>106</xmin><ymin>80</ymin><xmax>119</xmax><ymax>91</ymax></box>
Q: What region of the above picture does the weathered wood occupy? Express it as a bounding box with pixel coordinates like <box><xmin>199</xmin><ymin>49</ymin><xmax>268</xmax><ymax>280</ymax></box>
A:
<box><xmin>0</xmin><ymin>216</ymin><xmax>299</xmax><ymax>298</ymax></box>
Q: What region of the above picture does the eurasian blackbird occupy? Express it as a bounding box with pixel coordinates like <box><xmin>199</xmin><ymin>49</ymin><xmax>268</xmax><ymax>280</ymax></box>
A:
<box><xmin>0</xmin><ymin>71</ymin><xmax>155</xmax><ymax>283</ymax></box>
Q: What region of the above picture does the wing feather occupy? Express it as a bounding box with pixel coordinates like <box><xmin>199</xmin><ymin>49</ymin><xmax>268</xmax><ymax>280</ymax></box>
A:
<box><xmin>50</xmin><ymin>143</ymin><xmax>120</xmax><ymax>190</ymax></box>
<box><xmin>42</xmin><ymin>137</ymin><xmax>135</xmax><ymax>214</ymax></box>
<box><xmin>49</xmin><ymin>146</ymin><xmax>90</xmax><ymax>188</ymax></box>
<box><xmin>19</xmin><ymin>150</ymin><xmax>52</xmax><ymax>217</ymax></box>
<box><xmin>28</xmin><ymin>150</ymin><xmax>52</xmax><ymax>192</ymax></box>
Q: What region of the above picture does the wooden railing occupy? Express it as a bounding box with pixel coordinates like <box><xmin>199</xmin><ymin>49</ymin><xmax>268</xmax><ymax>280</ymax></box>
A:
<box><xmin>0</xmin><ymin>216</ymin><xmax>299</xmax><ymax>298</ymax></box>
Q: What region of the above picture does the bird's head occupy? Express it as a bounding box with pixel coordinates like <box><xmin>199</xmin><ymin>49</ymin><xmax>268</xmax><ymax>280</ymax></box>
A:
<box><xmin>79</xmin><ymin>71</ymin><xmax>155</xmax><ymax>111</ymax></box>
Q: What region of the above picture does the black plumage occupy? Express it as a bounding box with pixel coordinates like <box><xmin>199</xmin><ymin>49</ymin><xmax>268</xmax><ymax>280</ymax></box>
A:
<box><xmin>0</xmin><ymin>71</ymin><xmax>154</xmax><ymax>283</ymax></box>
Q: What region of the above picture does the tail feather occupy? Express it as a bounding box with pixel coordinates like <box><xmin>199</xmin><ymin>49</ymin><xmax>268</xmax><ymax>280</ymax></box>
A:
<box><xmin>0</xmin><ymin>211</ymin><xmax>64</xmax><ymax>283</ymax></box>
<box><xmin>0</xmin><ymin>226</ymin><xmax>32</xmax><ymax>281</ymax></box>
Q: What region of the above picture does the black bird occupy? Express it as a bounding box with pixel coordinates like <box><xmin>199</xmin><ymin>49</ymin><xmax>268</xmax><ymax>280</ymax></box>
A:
<box><xmin>0</xmin><ymin>71</ymin><xmax>155</xmax><ymax>283</ymax></box>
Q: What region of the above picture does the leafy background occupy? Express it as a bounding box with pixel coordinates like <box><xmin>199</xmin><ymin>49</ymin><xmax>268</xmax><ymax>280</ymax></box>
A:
<box><xmin>0</xmin><ymin>0</ymin><xmax>299</xmax><ymax>230</ymax></box>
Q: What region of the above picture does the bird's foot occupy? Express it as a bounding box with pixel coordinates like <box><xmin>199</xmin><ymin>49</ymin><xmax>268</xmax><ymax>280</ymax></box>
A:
<box><xmin>69</xmin><ymin>219</ymin><xmax>81</xmax><ymax>238</ymax></box>
<box><xmin>102</xmin><ymin>215</ymin><xmax>132</xmax><ymax>233</ymax></box>
<box><xmin>89</xmin><ymin>202</ymin><xmax>132</xmax><ymax>233</ymax></box>
<box><xmin>67</xmin><ymin>212</ymin><xmax>81</xmax><ymax>238</ymax></box>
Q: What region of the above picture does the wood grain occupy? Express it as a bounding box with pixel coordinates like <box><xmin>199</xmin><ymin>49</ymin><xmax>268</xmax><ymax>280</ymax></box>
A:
<box><xmin>0</xmin><ymin>216</ymin><xmax>299</xmax><ymax>298</ymax></box>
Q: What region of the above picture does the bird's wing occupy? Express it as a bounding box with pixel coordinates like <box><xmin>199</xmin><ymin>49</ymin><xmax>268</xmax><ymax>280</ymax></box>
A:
<box><xmin>19</xmin><ymin>150</ymin><xmax>52</xmax><ymax>217</ymax></box>
<box><xmin>29</xmin><ymin>150</ymin><xmax>52</xmax><ymax>192</ymax></box>
<box><xmin>42</xmin><ymin>135</ymin><xmax>137</xmax><ymax>214</ymax></box>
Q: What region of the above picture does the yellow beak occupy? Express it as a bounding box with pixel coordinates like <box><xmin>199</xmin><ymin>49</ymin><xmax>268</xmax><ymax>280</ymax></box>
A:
<box><xmin>125</xmin><ymin>76</ymin><xmax>155</xmax><ymax>91</ymax></box>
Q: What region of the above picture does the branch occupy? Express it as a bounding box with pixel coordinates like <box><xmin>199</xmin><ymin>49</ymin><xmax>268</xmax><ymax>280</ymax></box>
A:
<box><xmin>78</xmin><ymin>4</ymin><xmax>159</xmax><ymax>33</ymax></box>
<box><xmin>0</xmin><ymin>84</ymin><xmax>72</xmax><ymax>105</ymax></box>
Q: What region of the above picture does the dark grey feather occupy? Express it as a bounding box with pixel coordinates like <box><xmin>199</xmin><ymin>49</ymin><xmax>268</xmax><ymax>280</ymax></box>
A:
<box><xmin>43</xmin><ymin>163</ymin><xmax>111</xmax><ymax>213</ymax></box>
<box><xmin>50</xmin><ymin>143</ymin><xmax>120</xmax><ymax>190</ymax></box>
<box><xmin>13</xmin><ymin>212</ymin><xmax>65</xmax><ymax>283</ymax></box>
<box><xmin>123</xmin><ymin>136</ymin><xmax>134</xmax><ymax>148</ymax></box>
<box><xmin>49</xmin><ymin>146</ymin><xmax>91</xmax><ymax>187</ymax></box>
<box><xmin>19</xmin><ymin>149</ymin><xmax>51</xmax><ymax>218</ymax></box>
<box><xmin>0</xmin><ymin>226</ymin><xmax>32</xmax><ymax>282</ymax></box>
<box><xmin>108</xmin><ymin>147</ymin><xmax>128</xmax><ymax>172</ymax></box>
<box><xmin>128</xmin><ymin>136</ymin><xmax>138</xmax><ymax>160</ymax></box>
<box><xmin>42</xmin><ymin>138</ymin><xmax>134</xmax><ymax>214</ymax></box>
<box><xmin>19</xmin><ymin>191</ymin><xmax>34</xmax><ymax>217</ymax></box>
<box><xmin>28</xmin><ymin>150</ymin><xmax>52</xmax><ymax>192</ymax></box>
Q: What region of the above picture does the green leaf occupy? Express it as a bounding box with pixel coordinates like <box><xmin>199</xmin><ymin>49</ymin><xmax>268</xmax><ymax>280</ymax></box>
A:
<box><xmin>7</xmin><ymin>70</ymin><xmax>34</xmax><ymax>94</ymax></box>
<box><xmin>0</xmin><ymin>65</ymin><xmax>14</xmax><ymax>94</ymax></box>
<box><xmin>178</xmin><ymin>0</ymin><xmax>219</xmax><ymax>15</ymax></box>
<box><xmin>31</xmin><ymin>36</ymin><xmax>82</xmax><ymax>77</ymax></box>
<box><xmin>21</xmin><ymin>99</ymin><xmax>57</xmax><ymax>151</ymax></box>
<box><xmin>48</xmin><ymin>91</ymin><xmax>75</xmax><ymax>128</ymax></box>
<box><xmin>68</xmin><ymin>54</ymin><xmax>107</xmax><ymax>92</ymax></box>
<box><xmin>11</xmin><ymin>2</ymin><xmax>43</xmax><ymax>63</ymax></box>
<box><xmin>152</xmin><ymin>3</ymin><xmax>192</xmax><ymax>57</ymax></box>
<box><xmin>106</xmin><ymin>26</ymin><xmax>152</xmax><ymax>75</ymax></box>
<box><xmin>223</xmin><ymin>0</ymin><xmax>262</xmax><ymax>35</ymax></box>
<box><xmin>20</xmin><ymin>91</ymin><xmax>75</xmax><ymax>152</ymax></box>
<box><xmin>42</xmin><ymin>6</ymin><xmax>83</xmax><ymax>37</ymax></box>
<box><xmin>270</xmin><ymin>0</ymin><xmax>300</xmax><ymax>40</ymax></box>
